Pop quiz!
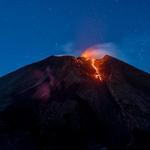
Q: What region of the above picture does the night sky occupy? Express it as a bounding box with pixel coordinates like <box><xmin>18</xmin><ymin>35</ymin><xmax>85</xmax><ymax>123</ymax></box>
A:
<box><xmin>0</xmin><ymin>0</ymin><xmax>150</xmax><ymax>76</ymax></box>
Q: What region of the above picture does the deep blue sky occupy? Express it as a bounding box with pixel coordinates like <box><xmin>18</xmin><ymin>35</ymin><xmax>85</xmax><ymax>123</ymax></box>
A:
<box><xmin>0</xmin><ymin>0</ymin><xmax>150</xmax><ymax>76</ymax></box>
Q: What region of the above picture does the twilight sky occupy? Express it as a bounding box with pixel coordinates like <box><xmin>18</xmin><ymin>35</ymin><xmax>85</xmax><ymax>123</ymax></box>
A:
<box><xmin>0</xmin><ymin>0</ymin><xmax>150</xmax><ymax>76</ymax></box>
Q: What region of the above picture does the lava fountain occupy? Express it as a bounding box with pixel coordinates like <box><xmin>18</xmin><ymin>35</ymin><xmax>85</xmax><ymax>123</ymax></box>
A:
<box><xmin>81</xmin><ymin>48</ymin><xmax>103</xmax><ymax>80</ymax></box>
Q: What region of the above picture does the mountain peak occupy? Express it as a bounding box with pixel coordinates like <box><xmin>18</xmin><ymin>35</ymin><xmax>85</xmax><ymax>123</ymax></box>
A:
<box><xmin>0</xmin><ymin>55</ymin><xmax>150</xmax><ymax>150</ymax></box>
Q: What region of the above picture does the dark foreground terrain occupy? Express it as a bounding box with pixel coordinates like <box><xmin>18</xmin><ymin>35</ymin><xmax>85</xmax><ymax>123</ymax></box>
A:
<box><xmin>0</xmin><ymin>55</ymin><xmax>150</xmax><ymax>150</ymax></box>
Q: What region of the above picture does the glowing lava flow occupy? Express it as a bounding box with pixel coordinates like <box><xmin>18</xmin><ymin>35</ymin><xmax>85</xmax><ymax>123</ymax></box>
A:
<box><xmin>81</xmin><ymin>49</ymin><xmax>102</xmax><ymax>80</ymax></box>
<box><xmin>91</xmin><ymin>59</ymin><xmax>102</xmax><ymax>80</ymax></box>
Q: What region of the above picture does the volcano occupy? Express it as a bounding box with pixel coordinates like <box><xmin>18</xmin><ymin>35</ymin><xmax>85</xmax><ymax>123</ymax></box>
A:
<box><xmin>0</xmin><ymin>55</ymin><xmax>150</xmax><ymax>150</ymax></box>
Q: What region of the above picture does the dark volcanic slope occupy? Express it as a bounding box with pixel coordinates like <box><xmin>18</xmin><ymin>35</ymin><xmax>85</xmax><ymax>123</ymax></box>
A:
<box><xmin>0</xmin><ymin>55</ymin><xmax>150</xmax><ymax>150</ymax></box>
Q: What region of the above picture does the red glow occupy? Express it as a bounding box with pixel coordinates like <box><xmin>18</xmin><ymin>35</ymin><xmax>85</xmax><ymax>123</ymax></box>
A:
<box><xmin>81</xmin><ymin>48</ymin><xmax>102</xmax><ymax>80</ymax></box>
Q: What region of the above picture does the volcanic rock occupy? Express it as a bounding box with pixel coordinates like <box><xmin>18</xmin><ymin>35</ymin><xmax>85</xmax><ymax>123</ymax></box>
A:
<box><xmin>0</xmin><ymin>55</ymin><xmax>150</xmax><ymax>150</ymax></box>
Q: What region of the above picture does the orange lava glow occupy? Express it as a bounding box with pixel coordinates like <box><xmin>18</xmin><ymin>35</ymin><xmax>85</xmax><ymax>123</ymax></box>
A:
<box><xmin>81</xmin><ymin>49</ymin><xmax>102</xmax><ymax>80</ymax></box>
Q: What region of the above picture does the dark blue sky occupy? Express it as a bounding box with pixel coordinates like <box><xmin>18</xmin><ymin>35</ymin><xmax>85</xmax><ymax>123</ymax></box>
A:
<box><xmin>0</xmin><ymin>0</ymin><xmax>150</xmax><ymax>76</ymax></box>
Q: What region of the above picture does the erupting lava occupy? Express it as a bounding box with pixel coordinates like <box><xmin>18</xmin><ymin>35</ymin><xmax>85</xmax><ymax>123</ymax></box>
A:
<box><xmin>81</xmin><ymin>49</ymin><xmax>102</xmax><ymax>80</ymax></box>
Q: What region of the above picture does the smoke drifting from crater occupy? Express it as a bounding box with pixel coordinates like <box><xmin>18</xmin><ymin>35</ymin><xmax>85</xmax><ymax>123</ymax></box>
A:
<box><xmin>62</xmin><ymin>42</ymin><xmax>117</xmax><ymax>58</ymax></box>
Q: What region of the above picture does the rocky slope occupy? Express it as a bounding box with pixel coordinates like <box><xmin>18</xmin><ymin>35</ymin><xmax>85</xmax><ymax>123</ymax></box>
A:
<box><xmin>0</xmin><ymin>55</ymin><xmax>150</xmax><ymax>150</ymax></box>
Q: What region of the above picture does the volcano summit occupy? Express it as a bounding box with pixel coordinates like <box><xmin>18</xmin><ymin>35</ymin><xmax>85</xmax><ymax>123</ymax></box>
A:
<box><xmin>0</xmin><ymin>55</ymin><xmax>150</xmax><ymax>150</ymax></box>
